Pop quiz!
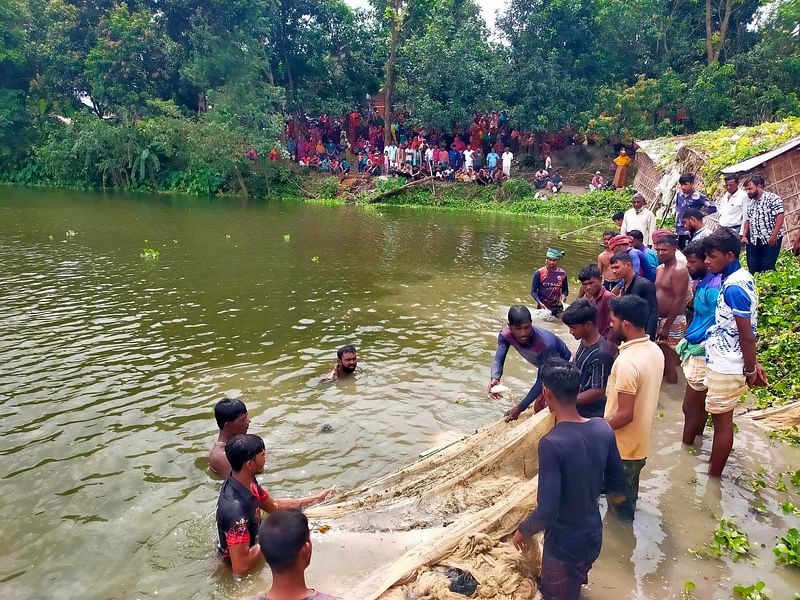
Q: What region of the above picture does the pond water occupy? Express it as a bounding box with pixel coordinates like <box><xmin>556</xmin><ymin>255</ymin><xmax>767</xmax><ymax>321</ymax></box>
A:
<box><xmin>1</xmin><ymin>188</ymin><xmax>798</xmax><ymax>600</ymax></box>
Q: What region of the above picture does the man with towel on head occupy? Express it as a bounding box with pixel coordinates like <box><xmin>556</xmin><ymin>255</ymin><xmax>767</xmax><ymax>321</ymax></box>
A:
<box><xmin>531</xmin><ymin>248</ymin><xmax>569</xmax><ymax>316</ymax></box>
<box><xmin>652</xmin><ymin>228</ymin><xmax>687</xmax><ymax>266</ymax></box>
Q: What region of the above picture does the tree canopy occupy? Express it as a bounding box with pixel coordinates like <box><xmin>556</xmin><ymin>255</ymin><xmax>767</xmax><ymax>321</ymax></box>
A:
<box><xmin>1</xmin><ymin>0</ymin><xmax>799</xmax><ymax>189</ymax></box>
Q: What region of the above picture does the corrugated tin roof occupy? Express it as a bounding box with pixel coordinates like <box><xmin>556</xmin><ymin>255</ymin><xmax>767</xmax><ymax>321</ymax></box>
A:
<box><xmin>721</xmin><ymin>137</ymin><xmax>800</xmax><ymax>174</ymax></box>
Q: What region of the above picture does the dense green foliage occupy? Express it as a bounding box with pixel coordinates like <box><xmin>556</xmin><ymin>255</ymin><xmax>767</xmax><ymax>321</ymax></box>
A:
<box><xmin>752</xmin><ymin>254</ymin><xmax>800</xmax><ymax>411</ymax></box>
<box><xmin>375</xmin><ymin>178</ymin><xmax>631</xmax><ymax>217</ymax></box>
<box><xmin>501</xmin><ymin>0</ymin><xmax>800</xmax><ymax>141</ymax></box>
<box><xmin>0</xmin><ymin>0</ymin><xmax>382</xmax><ymax>192</ymax></box>
<box><xmin>1</xmin><ymin>0</ymin><xmax>800</xmax><ymax>192</ymax></box>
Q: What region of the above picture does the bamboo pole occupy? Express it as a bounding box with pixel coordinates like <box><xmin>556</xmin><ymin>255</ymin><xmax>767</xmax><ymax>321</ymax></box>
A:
<box><xmin>559</xmin><ymin>220</ymin><xmax>607</xmax><ymax>239</ymax></box>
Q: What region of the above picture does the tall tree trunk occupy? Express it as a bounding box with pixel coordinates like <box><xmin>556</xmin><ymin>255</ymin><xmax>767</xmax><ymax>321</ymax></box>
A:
<box><xmin>280</xmin><ymin>5</ymin><xmax>295</xmax><ymax>106</ymax></box>
<box><xmin>705</xmin><ymin>0</ymin><xmax>715</xmax><ymax>64</ymax></box>
<box><xmin>233</xmin><ymin>164</ymin><xmax>249</xmax><ymax>198</ymax></box>
<box><xmin>706</xmin><ymin>0</ymin><xmax>734</xmax><ymax>64</ymax></box>
<box><xmin>283</xmin><ymin>47</ymin><xmax>295</xmax><ymax>102</ymax></box>
<box><xmin>716</xmin><ymin>0</ymin><xmax>733</xmax><ymax>62</ymax></box>
<box><xmin>383</xmin><ymin>0</ymin><xmax>402</xmax><ymax>148</ymax></box>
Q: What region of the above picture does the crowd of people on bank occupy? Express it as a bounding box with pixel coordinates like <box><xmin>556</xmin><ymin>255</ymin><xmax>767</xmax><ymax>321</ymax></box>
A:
<box><xmin>205</xmin><ymin>170</ymin><xmax>791</xmax><ymax>600</ymax></box>
<box><xmin>280</xmin><ymin>110</ymin><xmax>580</xmax><ymax>188</ymax></box>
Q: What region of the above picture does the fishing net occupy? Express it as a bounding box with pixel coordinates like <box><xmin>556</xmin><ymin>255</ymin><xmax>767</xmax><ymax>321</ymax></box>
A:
<box><xmin>305</xmin><ymin>409</ymin><xmax>553</xmax><ymax>599</ymax></box>
<box><xmin>747</xmin><ymin>400</ymin><xmax>800</xmax><ymax>432</ymax></box>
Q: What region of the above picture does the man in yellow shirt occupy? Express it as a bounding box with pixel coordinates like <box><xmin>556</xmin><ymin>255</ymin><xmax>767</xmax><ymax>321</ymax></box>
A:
<box><xmin>604</xmin><ymin>295</ymin><xmax>664</xmax><ymax>520</ymax></box>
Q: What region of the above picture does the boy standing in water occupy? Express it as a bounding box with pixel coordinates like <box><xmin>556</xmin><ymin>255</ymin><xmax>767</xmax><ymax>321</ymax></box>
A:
<box><xmin>531</xmin><ymin>248</ymin><xmax>569</xmax><ymax>316</ymax></box>
<box><xmin>513</xmin><ymin>360</ymin><xmax>626</xmax><ymax>599</ymax></box>
<box><xmin>561</xmin><ymin>300</ymin><xmax>616</xmax><ymax>418</ymax></box>
<box><xmin>209</xmin><ymin>397</ymin><xmax>251</xmax><ymax>475</ymax></box>
<box><xmin>604</xmin><ymin>296</ymin><xmax>664</xmax><ymax>520</ymax></box>
<box><xmin>216</xmin><ymin>434</ymin><xmax>333</xmax><ymax>575</ymax></box>
<box><xmin>702</xmin><ymin>229</ymin><xmax>767</xmax><ymax>476</ymax></box>
<box><xmin>678</xmin><ymin>242</ymin><xmax>721</xmax><ymax>446</ymax></box>
<box><xmin>654</xmin><ymin>235</ymin><xmax>690</xmax><ymax>384</ymax></box>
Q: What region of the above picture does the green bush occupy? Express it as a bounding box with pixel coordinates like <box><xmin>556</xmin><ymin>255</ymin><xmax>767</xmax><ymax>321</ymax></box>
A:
<box><xmin>375</xmin><ymin>176</ymin><xmax>407</xmax><ymax>194</ymax></box>
<box><xmin>498</xmin><ymin>178</ymin><xmax>533</xmax><ymax>202</ymax></box>
<box><xmin>7</xmin><ymin>103</ymin><xmax>291</xmax><ymax>195</ymax></box>
<box><xmin>316</xmin><ymin>176</ymin><xmax>340</xmax><ymax>199</ymax></box>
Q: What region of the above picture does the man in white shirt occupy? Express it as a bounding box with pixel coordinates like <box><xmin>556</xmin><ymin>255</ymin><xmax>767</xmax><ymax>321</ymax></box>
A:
<box><xmin>463</xmin><ymin>147</ymin><xmax>475</xmax><ymax>171</ymax></box>
<box><xmin>384</xmin><ymin>142</ymin><xmax>398</xmax><ymax>168</ymax></box>
<box><xmin>502</xmin><ymin>147</ymin><xmax>514</xmax><ymax>177</ymax></box>
<box><xmin>620</xmin><ymin>194</ymin><xmax>656</xmax><ymax>247</ymax></box>
<box><xmin>717</xmin><ymin>174</ymin><xmax>748</xmax><ymax>235</ymax></box>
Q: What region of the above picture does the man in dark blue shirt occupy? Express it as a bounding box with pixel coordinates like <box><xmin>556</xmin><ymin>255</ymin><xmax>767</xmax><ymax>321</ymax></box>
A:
<box><xmin>674</xmin><ymin>173</ymin><xmax>716</xmax><ymax>249</ymax></box>
<box><xmin>487</xmin><ymin>305</ymin><xmax>572</xmax><ymax>422</ymax></box>
<box><xmin>448</xmin><ymin>147</ymin><xmax>462</xmax><ymax>171</ymax></box>
<box><xmin>512</xmin><ymin>360</ymin><xmax>626</xmax><ymax>600</ymax></box>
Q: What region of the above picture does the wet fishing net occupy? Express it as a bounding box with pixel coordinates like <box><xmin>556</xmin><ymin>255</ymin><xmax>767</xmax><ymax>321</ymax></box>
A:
<box><xmin>305</xmin><ymin>409</ymin><xmax>553</xmax><ymax>600</ymax></box>
<box><xmin>747</xmin><ymin>400</ymin><xmax>800</xmax><ymax>433</ymax></box>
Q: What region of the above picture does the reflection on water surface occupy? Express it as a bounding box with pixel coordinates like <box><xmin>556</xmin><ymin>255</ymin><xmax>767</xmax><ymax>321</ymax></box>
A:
<box><xmin>0</xmin><ymin>188</ymin><xmax>798</xmax><ymax>599</ymax></box>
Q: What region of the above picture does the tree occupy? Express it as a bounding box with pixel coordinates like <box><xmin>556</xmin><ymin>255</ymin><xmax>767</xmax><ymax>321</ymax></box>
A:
<box><xmin>268</xmin><ymin>0</ymin><xmax>384</xmax><ymax>114</ymax></box>
<box><xmin>394</xmin><ymin>0</ymin><xmax>503</xmax><ymax>129</ymax></box>
<box><xmin>382</xmin><ymin>0</ymin><xmax>404</xmax><ymax>147</ymax></box>
<box><xmin>83</xmin><ymin>4</ymin><xmax>178</xmax><ymax>116</ymax></box>
<box><xmin>579</xmin><ymin>71</ymin><xmax>689</xmax><ymax>143</ymax></box>
<box><xmin>688</xmin><ymin>62</ymin><xmax>734</xmax><ymax>129</ymax></box>
<box><xmin>706</xmin><ymin>0</ymin><xmax>735</xmax><ymax>64</ymax></box>
<box><xmin>499</xmin><ymin>0</ymin><xmax>603</xmax><ymax>131</ymax></box>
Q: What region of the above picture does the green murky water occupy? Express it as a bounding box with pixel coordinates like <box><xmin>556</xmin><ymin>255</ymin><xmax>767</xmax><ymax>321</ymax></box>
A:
<box><xmin>1</xmin><ymin>188</ymin><xmax>798</xmax><ymax>599</ymax></box>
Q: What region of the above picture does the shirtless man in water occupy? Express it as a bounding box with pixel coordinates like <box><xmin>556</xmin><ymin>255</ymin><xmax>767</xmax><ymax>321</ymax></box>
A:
<box><xmin>323</xmin><ymin>345</ymin><xmax>358</xmax><ymax>381</ymax></box>
<box><xmin>209</xmin><ymin>397</ymin><xmax>251</xmax><ymax>475</ymax></box>
<box><xmin>597</xmin><ymin>229</ymin><xmax>619</xmax><ymax>291</ymax></box>
<box><xmin>654</xmin><ymin>235</ymin><xmax>690</xmax><ymax>384</ymax></box>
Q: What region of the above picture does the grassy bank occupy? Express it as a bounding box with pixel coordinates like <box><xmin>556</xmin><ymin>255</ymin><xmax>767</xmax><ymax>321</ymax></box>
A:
<box><xmin>753</xmin><ymin>254</ymin><xmax>800</xmax><ymax>418</ymax></box>
<box><xmin>335</xmin><ymin>177</ymin><xmax>634</xmax><ymax>219</ymax></box>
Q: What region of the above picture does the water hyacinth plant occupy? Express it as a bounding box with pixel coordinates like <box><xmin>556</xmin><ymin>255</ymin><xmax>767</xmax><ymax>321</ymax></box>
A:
<box><xmin>691</xmin><ymin>519</ymin><xmax>751</xmax><ymax>562</ymax></box>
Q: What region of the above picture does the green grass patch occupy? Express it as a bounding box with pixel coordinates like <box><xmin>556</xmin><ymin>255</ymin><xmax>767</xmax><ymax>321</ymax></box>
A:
<box><xmin>752</xmin><ymin>254</ymin><xmax>800</xmax><ymax>411</ymax></box>
<box><xmin>375</xmin><ymin>179</ymin><xmax>632</xmax><ymax>218</ymax></box>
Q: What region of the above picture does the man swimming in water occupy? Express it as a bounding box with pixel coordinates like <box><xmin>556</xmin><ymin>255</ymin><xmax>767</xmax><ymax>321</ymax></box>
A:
<box><xmin>323</xmin><ymin>345</ymin><xmax>358</xmax><ymax>381</ymax></box>
<box><xmin>209</xmin><ymin>397</ymin><xmax>251</xmax><ymax>475</ymax></box>
<box><xmin>487</xmin><ymin>305</ymin><xmax>571</xmax><ymax>422</ymax></box>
